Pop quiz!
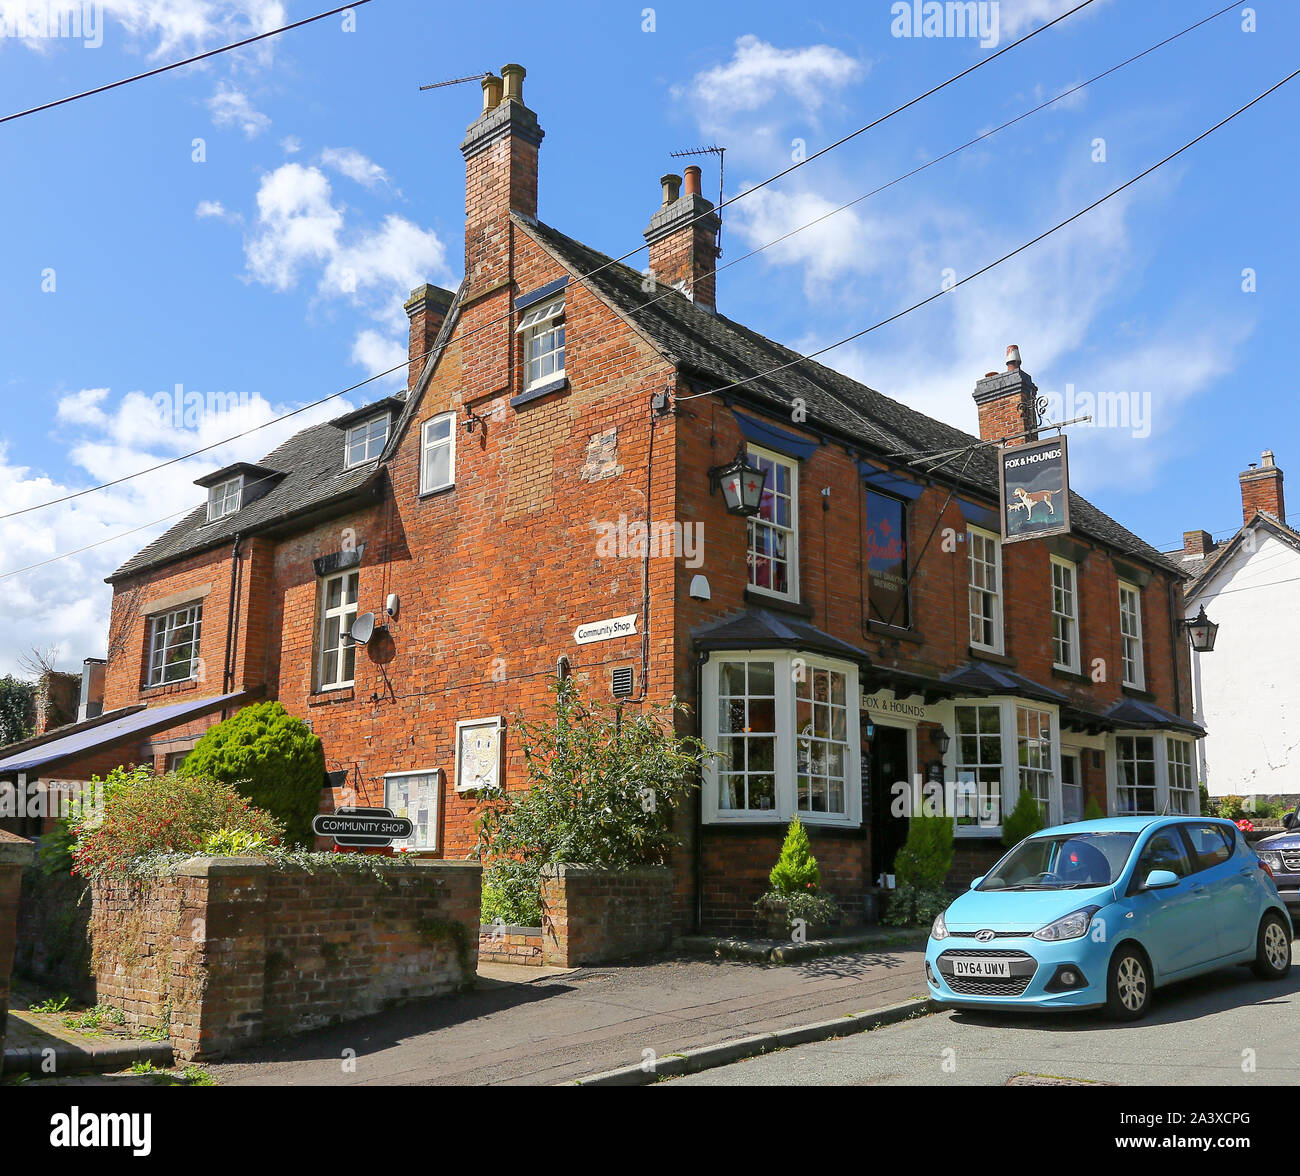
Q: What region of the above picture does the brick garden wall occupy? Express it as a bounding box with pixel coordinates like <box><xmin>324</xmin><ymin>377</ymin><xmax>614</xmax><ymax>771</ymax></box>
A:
<box><xmin>477</xmin><ymin>924</ymin><xmax>544</xmax><ymax>966</ymax></box>
<box><xmin>538</xmin><ymin>865</ymin><xmax>673</xmax><ymax>967</ymax></box>
<box><xmin>14</xmin><ymin>870</ymin><xmax>94</xmax><ymax>1001</ymax></box>
<box><xmin>90</xmin><ymin>857</ymin><xmax>481</xmax><ymax>1061</ymax></box>
<box><xmin>0</xmin><ymin>831</ymin><xmax>36</xmax><ymax>1072</ymax></box>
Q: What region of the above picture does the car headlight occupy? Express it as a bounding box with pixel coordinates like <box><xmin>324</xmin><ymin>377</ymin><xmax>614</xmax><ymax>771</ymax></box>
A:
<box><xmin>931</xmin><ymin>910</ymin><xmax>949</xmax><ymax>941</ymax></box>
<box><xmin>1258</xmin><ymin>852</ymin><xmax>1283</xmax><ymax>871</ymax></box>
<box><xmin>1033</xmin><ymin>906</ymin><xmax>1101</xmax><ymax>942</ymax></box>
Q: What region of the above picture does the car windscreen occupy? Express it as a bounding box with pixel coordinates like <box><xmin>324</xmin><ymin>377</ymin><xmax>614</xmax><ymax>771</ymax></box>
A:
<box><xmin>978</xmin><ymin>832</ymin><xmax>1139</xmax><ymax>890</ymax></box>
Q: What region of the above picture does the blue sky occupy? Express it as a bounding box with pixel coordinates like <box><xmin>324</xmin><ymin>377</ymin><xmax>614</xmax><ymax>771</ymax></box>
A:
<box><xmin>0</xmin><ymin>0</ymin><xmax>1296</xmax><ymax>675</ymax></box>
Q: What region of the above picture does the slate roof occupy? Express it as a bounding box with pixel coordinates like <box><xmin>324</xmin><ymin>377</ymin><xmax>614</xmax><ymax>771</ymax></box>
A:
<box><xmin>1176</xmin><ymin>511</ymin><xmax>1300</xmax><ymax>599</ymax></box>
<box><xmin>108</xmin><ymin>411</ymin><xmax>388</xmax><ymax>582</ymax></box>
<box><xmin>692</xmin><ymin>608</ymin><xmax>870</xmax><ymax>665</ymax></box>
<box><xmin>519</xmin><ymin>213</ymin><xmax>1182</xmax><ymax>576</ymax></box>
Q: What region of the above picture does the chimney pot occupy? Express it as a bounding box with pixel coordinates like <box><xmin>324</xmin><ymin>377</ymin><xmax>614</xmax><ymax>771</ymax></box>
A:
<box><xmin>481</xmin><ymin>73</ymin><xmax>502</xmax><ymax>111</ymax></box>
<box><xmin>1239</xmin><ymin>448</ymin><xmax>1286</xmax><ymax>525</ymax></box>
<box><xmin>683</xmin><ymin>164</ymin><xmax>702</xmax><ymax>197</ymax></box>
<box><xmin>500</xmin><ymin>63</ymin><xmax>525</xmax><ymax>103</ymax></box>
<box><xmin>660</xmin><ymin>173</ymin><xmax>682</xmax><ymax>207</ymax></box>
<box><xmin>1263</xmin><ymin>449</ymin><xmax>1276</xmax><ymax>467</ymax></box>
<box><xmin>1006</xmin><ymin>344</ymin><xmax>1022</xmax><ymax>371</ymax></box>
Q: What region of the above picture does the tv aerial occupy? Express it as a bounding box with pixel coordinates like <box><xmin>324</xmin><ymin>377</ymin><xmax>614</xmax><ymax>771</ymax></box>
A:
<box><xmin>669</xmin><ymin>144</ymin><xmax>726</xmax><ymax>254</ymax></box>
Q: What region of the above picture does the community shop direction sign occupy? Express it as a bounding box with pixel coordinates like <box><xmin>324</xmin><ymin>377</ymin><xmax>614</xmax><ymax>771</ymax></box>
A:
<box><xmin>312</xmin><ymin>807</ymin><xmax>413</xmax><ymax>848</ymax></box>
<box><xmin>998</xmin><ymin>434</ymin><xmax>1071</xmax><ymax>544</ymax></box>
<box><xmin>573</xmin><ymin>613</ymin><xmax>638</xmax><ymax>645</ymax></box>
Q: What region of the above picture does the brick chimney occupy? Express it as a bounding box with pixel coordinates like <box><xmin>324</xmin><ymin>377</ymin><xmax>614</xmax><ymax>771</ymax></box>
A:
<box><xmin>973</xmin><ymin>345</ymin><xmax>1039</xmax><ymax>444</ymax></box>
<box><xmin>643</xmin><ymin>164</ymin><xmax>721</xmax><ymax>311</ymax></box>
<box><xmin>1239</xmin><ymin>449</ymin><xmax>1285</xmax><ymax>525</ymax></box>
<box><xmin>1182</xmin><ymin>530</ymin><xmax>1215</xmax><ymax>559</ymax></box>
<box><xmin>403</xmin><ymin>283</ymin><xmax>454</xmax><ymax>390</ymax></box>
<box><xmin>460</xmin><ymin>64</ymin><xmax>543</xmax><ymax>295</ymax></box>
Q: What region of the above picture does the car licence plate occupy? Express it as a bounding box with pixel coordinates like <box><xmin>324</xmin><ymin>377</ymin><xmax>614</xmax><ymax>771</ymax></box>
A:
<box><xmin>951</xmin><ymin>957</ymin><xmax>1014</xmax><ymax>978</ymax></box>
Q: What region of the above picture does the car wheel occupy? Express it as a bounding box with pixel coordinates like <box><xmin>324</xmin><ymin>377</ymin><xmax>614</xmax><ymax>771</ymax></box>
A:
<box><xmin>1106</xmin><ymin>944</ymin><xmax>1152</xmax><ymax>1021</ymax></box>
<box><xmin>1251</xmin><ymin>912</ymin><xmax>1292</xmax><ymax>980</ymax></box>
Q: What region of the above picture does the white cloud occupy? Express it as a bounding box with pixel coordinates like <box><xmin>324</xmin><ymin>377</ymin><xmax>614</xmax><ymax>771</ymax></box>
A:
<box><xmin>351</xmin><ymin>329</ymin><xmax>407</xmax><ymax>378</ymax></box>
<box><xmin>194</xmin><ymin>199</ymin><xmax>241</xmax><ymax>224</ymax></box>
<box><xmin>207</xmin><ymin>81</ymin><xmax>270</xmax><ymax>138</ymax></box>
<box><xmin>280</xmin><ymin>134</ymin><xmax>301</xmax><ymax>154</ymax></box>
<box><xmin>320</xmin><ymin>147</ymin><xmax>390</xmax><ymax>190</ymax></box>
<box><xmin>244</xmin><ymin>163</ymin><xmax>343</xmax><ymax>292</ymax></box>
<box><xmin>677</xmin><ymin>35</ymin><xmax>862</xmax><ymax>137</ymax></box>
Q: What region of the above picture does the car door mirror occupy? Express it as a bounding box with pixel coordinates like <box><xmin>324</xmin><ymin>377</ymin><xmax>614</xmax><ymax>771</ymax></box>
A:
<box><xmin>1143</xmin><ymin>869</ymin><xmax>1180</xmax><ymax>890</ymax></box>
<box><xmin>1284</xmin><ymin>810</ymin><xmax>1298</xmax><ymax>831</ymax></box>
<box><xmin>969</xmin><ymin>875</ymin><xmax>984</xmax><ymax>890</ymax></box>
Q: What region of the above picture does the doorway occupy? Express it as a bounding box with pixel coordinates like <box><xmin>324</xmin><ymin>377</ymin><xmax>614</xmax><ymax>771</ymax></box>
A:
<box><xmin>868</xmin><ymin>721</ymin><xmax>912</xmax><ymax>881</ymax></box>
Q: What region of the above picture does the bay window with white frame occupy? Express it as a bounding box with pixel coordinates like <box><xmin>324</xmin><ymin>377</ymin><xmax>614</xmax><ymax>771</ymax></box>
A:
<box><xmin>702</xmin><ymin>651</ymin><xmax>859</xmax><ymax>826</ymax></box>
<box><xmin>967</xmin><ymin>527</ymin><xmax>1003</xmax><ymax>653</ymax></box>
<box><xmin>1112</xmin><ymin>732</ymin><xmax>1198</xmax><ymax>815</ymax></box>
<box><xmin>745</xmin><ymin>446</ymin><xmax>798</xmax><ymax>601</ymax></box>
<box><xmin>948</xmin><ymin>697</ymin><xmax>1062</xmax><ymax>834</ymax></box>
<box><xmin>317</xmin><ymin>570</ymin><xmax>359</xmax><ymax>691</ymax></box>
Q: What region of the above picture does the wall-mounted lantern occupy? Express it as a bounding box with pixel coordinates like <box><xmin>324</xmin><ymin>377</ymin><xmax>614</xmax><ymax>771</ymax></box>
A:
<box><xmin>708</xmin><ymin>447</ymin><xmax>767</xmax><ymax>517</ymax></box>
<box><xmin>1185</xmin><ymin>606</ymin><xmax>1219</xmax><ymax>653</ymax></box>
<box><xmin>935</xmin><ymin>728</ymin><xmax>951</xmax><ymax>756</ymax></box>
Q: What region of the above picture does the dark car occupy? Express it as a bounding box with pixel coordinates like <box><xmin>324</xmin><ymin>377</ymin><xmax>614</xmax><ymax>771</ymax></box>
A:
<box><xmin>1255</xmin><ymin>810</ymin><xmax>1300</xmax><ymax>912</ymax></box>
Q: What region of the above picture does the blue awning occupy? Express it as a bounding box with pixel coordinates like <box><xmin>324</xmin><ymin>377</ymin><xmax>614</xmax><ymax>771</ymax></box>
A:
<box><xmin>0</xmin><ymin>690</ymin><xmax>253</xmax><ymax>776</ymax></box>
<box><xmin>957</xmin><ymin>496</ymin><xmax>999</xmax><ymax>531</ymax></box>
<box><xmin>731</xmin><ymin>411</ymin><xmax>820</xmax><ymax>461</ymax></box>
<box><xmin>858</xmin><ymin>461</ymin><xmax>924</xmax><ymax>501</ymax></box>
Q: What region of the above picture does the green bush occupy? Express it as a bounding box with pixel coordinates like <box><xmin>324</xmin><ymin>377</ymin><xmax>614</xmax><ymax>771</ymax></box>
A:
<box><xmin>883</xmin><ymin>884</ymin><xmax>951</xmax><ymax>927</ymax></box>
<box><xmin>1217</xmin><ymin>794</ymin><xmax>1248</xmax><ymax>822</ymax></box>
<box><xmin>893</xmin><ymin>811</ymin><xmax>954</xmax><ymax>890</ymax></box>
<box><xmin>1083</xmin><ymin>797</ymin><xmax>1105</xmax><ymax>822</ymax></box>
<box><xmin>181</xmin><ymin>701</ymin><xmax>325</xmax><ymax>847</ymax></box>
<box><xmin>754</xmin><ymin>889</ymin><xmax>841</xmax><ymax>932</ymax></box>
<box><xmin>476</xmin><ymin>682</ymin><xmax>704</xmax><ymax>926</ymax></box>
<box><xmin>71</xmin><ymin>771</ymin><xmax>284</xmax><ymax>878</ymax></box>
<box><xmin>768</xmin><ymin>817</ymin><xmax>820</xmax><ymax>894</ymax></box>
<box><xmin>1002</xmin><ymin>788</ymin><xmax>1045</xmax><ymax>848</ymax></box>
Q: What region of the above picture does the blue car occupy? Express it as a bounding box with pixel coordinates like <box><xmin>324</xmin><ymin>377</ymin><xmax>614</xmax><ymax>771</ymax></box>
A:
<box><xmin>926</xmin><ymin>816</ymin><xmax>1293</xmax><ymax>1021</ymax></box>
<box><xmin>1253</xmin><ymin>812</ymin><xmax>1300</xmax><ymax>914</ymax></box>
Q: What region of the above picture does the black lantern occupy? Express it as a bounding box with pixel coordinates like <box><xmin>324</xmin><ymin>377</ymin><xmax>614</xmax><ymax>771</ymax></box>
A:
<box><xmin>709</xmin><ymin>447</ymin><xmax>767</xmax><ymax>517</ymax></box>
<box><xmin>935</xmin><ymin>728</ymin><xmax>951</xmax><ymax>755</ymax></box>
<box><xmin>1185</xmin><ymin>606</ymin><xmax>1219</xmax><ymax>653</ymax></box>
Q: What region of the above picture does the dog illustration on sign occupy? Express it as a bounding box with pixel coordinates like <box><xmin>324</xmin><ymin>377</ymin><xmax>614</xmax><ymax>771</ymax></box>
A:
<box><xmin>1009</xmin><ymin>485</ymin><xmax>1060</xmax><ymax>521</ymax></box>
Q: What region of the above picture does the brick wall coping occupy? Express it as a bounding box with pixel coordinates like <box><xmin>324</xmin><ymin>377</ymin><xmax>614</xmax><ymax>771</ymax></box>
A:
<box><xmin>165</xmin><ymin>855</ymin><xmax>483</xmax><ymax>878</ymax></box>
<box><xmin>0</xmin><ymin>829</ymin><xmax>35</xmax><ymax>866</ymax></box>
<box><xmin>540</xmin><ymin>863</ymin><xmax>671</xmax><ymax>880</ymax></box>
<box><xmin>480</xmin><ymin>923</ymin><xmax>543</xmax><ymax>936</ymax></box>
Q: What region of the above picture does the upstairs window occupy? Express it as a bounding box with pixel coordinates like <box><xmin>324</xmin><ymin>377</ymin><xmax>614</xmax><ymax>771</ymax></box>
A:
<box><xmin>207</xmin><ymin>475</ymin><xmax>243</xmax><ymax>522</ymax></box>
<box><xmin>517</xmin><ymin>295</ymin><xmax>565</xmax><ymax>390</ymax></box>
<box><xmin>345</xmin><ymin>413</ymin><xmax>390</xmax><ymax>468</ymax></box>
<box><xmin>865</xmin><ymin>490</ymin><xmax>909</xmax><ymax>627</ymax></box>
<box><xmin>967</xmin><ymin>527</ymin><xmax>1003</xmax><ymax>653</ymax></box>
<box><xmin>746</xmin><ymin>446</ymin><xmax>798</xmax><ymax>601</ymax></box>
<box><xmin>1119</xmin><ymin>582</ymin><xmax>1145</xmax><ymax>689</ymax></box>
<box><xmin>420</xmin><ymin>412</ymin><xmax>456</xmax><ymax>494</ymax></box>
<box><xmin>1050</xmin><ymin>557</ymin><xmax>1079</xmax><ymax>672</ymax></box>
<box><xmin>318</xmin><ymin>570</ymin><xmax>359</xmax><ymax>691</ymax></box>
<box><xmin>148</xmin><ymin>604</ymin><xmax>203</xmax><ymax>686</ymax></box>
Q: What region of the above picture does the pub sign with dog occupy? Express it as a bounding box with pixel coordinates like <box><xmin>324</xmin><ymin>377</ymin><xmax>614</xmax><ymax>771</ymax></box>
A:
<box><xmin>998</xmin><ymin>434</ymin><xmax>1071</xmax><ymax>544</ymax></box>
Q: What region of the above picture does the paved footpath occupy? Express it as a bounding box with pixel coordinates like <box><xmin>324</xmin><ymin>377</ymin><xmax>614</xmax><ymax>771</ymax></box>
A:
<box><xmin>664</xmin><ymin>964</ymin><xmax>1300</xmax><ymax>1086</ymax></box>
<box><xmin>208</xmin><ymin>946</ymin><xmax>926</xmax><ymax>1086</ymax></box>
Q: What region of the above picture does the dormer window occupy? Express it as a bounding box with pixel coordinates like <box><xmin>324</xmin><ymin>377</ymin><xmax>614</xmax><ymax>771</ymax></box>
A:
<box><xmin>517</xmin><ymin>295</ymin><xmax>565</xmax><ymax>390</ymax></box>
<box><xmin>345</xmin><ymin>413</ymin><xmax>390</xmax><ymax>468</ymax></box>
<box><xmin>207</xmin><ymin>475</ymin><xmax>243</xmax><ymax>522</ymax></box>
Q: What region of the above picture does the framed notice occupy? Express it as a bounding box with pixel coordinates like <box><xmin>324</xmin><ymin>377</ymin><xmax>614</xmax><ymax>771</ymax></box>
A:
<box><xmin>999</xmin><ymin>434</ymin><xmax>1071</xmax><ymax>544</ymax></box>
<box><xmin>455</xmin><ymin>716</ymin><xmax>503</xmax><ymax>793</ymax></box>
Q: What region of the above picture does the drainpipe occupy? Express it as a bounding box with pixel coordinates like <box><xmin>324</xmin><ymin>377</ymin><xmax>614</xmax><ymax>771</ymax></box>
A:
<box><xmin>222</xmin><ymin>533</ymin><xmax>242</xmax><ymax>708</ymax></box>
<box><xmin>693</xmin><ymin>648</ymin><xmax>710</xmax><ymax>933</ymax></box>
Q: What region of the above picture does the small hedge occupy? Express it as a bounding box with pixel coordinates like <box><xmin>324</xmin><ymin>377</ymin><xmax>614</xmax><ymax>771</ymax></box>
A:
<box><xmin>181</xmin><ymin>701</ymin><xmax>325</xmax><ymax>847</ymax></box>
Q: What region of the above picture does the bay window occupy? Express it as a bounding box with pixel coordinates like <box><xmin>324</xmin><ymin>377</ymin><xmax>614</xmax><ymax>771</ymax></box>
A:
<box><xmin>954</xmin><ymin>704</ymin><xmax>1003</xmax><ymax>828</ymax></box>
<box><xmin>968</xmin><ymin>527</ymin><xmax>1002</xmax><ymax>652</ymax></box>
<box><xmin>1017</xmin><ymin>705</ymin><xmax>1053</xmax><ymax>820</ymax></box>
<box><xmin>1050</xmin><ymin>557</ymin><xmax>1079</xmax><ymax>672</ymax></box>
<box><xmin>746</xmin><ymin>446</ymin><xmax>798</xmax><ymax>600</ymax></box>
<box><xmin>703</xmin><ymin>651</ymin><xmax>859</xmax><ymax>825</ymax></box>
<box><xmin>1167</xmin><ymin>738</ymin><xmax>1195</xmax><ymax>814</ymax></box>
<box><xmin>1119</xmin><ymin>582</ymin><xmax>1145</xmax><ymax>689</ymax></box>
<box><xmin>949</xmin><ymin>698</ymin><xmax>1062</xmax><ymax>834</ymax></box>
<box><xmin>1111</xmin><ymin>734</ymin><xmax>1197</xmax><ymax>816</ymax></box>
<box><xmin>1115</xmin><ymin>735</ymin><xmax>1157</xmax><ymax>814</ymax></box>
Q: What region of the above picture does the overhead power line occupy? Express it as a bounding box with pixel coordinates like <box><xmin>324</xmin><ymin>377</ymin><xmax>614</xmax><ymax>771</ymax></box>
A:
<box><xmin>4</xmin><ymin>65</ymin><xmax>1293</xmax><ymax>586</ymax></box>
<box><xmin>0</xmin><ymin>0</ymin><xmax>1097</xmax><ymax>519</ymax></box>
<box><xmin>0</xmin><ymin>1</ymin><xmax>373</xmax><ymax>128</ymax></box>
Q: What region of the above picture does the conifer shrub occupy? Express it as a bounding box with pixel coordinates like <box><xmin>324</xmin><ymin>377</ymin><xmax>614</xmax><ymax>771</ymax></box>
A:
<box><xmin>1002</xmin><ymin>787</ymin><xmax>1046</xmax><ymax>848</ymax></box>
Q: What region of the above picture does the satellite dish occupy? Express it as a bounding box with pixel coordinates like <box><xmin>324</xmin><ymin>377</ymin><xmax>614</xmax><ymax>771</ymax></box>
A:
<box><xmin>350</xmin><ymin>612</ymin><xmax>376</xmax><ymax>645</ymax></box>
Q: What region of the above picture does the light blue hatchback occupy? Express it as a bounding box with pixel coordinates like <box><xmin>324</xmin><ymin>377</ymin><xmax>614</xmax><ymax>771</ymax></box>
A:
<box><xmin>925</xmin><ymin>816</ymin><xmax>1293</xmax><ymax>1020</ymax></box>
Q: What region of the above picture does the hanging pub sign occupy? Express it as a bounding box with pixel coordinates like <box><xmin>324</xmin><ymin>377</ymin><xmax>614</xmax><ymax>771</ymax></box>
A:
<box><xmin>998</xmin><ymin>434</ymin><xmax>1071</xmax><ymax>544</ymax></box>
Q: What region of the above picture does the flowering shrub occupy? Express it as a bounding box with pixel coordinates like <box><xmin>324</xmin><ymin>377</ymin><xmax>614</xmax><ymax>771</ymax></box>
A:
<box><xmin>72</xmin><ymin>771</ymin><xmax>283</xmax><ymax>879</ymax></box>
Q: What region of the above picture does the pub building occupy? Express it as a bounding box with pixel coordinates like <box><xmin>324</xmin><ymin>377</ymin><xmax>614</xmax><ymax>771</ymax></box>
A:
<box><xmin>0</xmin><ymin>67</ymin><xmax>1199</xmax><ymax>934</ymax></box>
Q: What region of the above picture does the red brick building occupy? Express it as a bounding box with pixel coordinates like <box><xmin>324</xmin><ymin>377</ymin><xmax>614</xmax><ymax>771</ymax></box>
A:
<box><xmin>0</xmin><ymin>66</ymin><xmax>1200</xmax><ymax>933</ymax></box>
